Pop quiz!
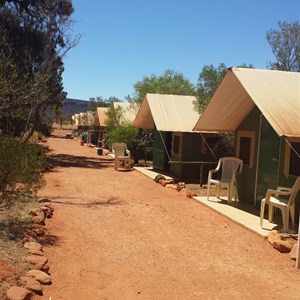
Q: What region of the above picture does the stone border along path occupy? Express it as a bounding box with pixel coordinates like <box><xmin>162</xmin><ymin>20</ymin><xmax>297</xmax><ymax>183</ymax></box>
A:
<box><xmin>6</xmin><ymin>200</ymin><xmax>54</xmax><ymax>300</ymax></box>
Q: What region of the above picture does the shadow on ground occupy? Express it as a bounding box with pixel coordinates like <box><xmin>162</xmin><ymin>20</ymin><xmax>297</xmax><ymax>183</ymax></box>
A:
<box><xmin>45</xmin><ymin>153</ymin><xmax>113</xmax><ymax>171</ymax></box>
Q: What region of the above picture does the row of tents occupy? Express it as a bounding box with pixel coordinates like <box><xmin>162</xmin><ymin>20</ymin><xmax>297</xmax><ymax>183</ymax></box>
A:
<box><xmin>71</xmin><ymin>102</ymin><xmax>138</xmax><ymax>147</ymax></box>
<box><xmin>71</xmin><ymin>67</ymin><xmax>300</xmax><ymax>215</ymax></box>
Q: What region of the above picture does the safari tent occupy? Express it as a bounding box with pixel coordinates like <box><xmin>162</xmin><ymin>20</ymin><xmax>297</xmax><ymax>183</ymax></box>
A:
<box><xmin>113</xmin><ymin>102</ymin><xmax>139</xmax><ymax>124</ymax></box>
<box><xmin>94</xmin><ymin>107</ymin><xmax>109</xmax><ymax>147</ymax></box>
<box><xmin>133</xmin><ymin>93</ymin><xmax>223</xmax><ymax>181</ymax></box>
<box><xmin>193</xmin><ymin>67</ymin><xmax>300</xmax><ymax>210</ymax></box>
<box><xmin>93</xmin><ymin>103</ymin><xmax>138</xmax><ymax>148</ymax></box>
<box><xmin>94</xmin><ymin>107</ymin><xmax>108</xmax><ymax>127</ymax></box>
<box><xmin>73</xmin><ymin>114</ymin><xmax>80</xmax><ymax>127</ymax></box>
<box><xmin>78</xmin><ymin>112</ymin><xmax>94</xmax><ymax>129</ymax></box>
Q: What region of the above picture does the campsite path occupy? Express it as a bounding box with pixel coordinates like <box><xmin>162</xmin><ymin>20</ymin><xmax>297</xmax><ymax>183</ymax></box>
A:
<box><xmin>37</xmin><ymin>130</ymin><xmax>300</xmax><ymax>300</ymax></box>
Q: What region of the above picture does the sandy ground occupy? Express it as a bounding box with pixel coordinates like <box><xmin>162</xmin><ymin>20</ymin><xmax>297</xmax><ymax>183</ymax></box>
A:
<box><xmin>36</xmin><ymin>130</ymin><xmax>300</xmax><ymax>300</ymax></box>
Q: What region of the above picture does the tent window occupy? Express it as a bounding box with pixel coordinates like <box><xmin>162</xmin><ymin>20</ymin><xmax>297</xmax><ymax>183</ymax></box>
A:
<box><xmin>239</xmin><ymin>137</ymin><xmax>251</xmax><ymax>165</ymax></box>
<box><xmin>236</xmin><ymin>131</ymin><xmax>255</xmax><ymax>168</ymax></box>
<box><xmin>286</xmin><ymin>141</ymin><xmax>300</xmax><ymax>176</ymax></box>
<box><xmin>173</xmin><ymin>135</ymin><xmax>180</xmax><ymax>155</ymax></box>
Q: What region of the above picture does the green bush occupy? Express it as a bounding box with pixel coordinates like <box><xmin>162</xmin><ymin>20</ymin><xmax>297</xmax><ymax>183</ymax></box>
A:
<box><xmin>0</xmin><ymin>136</ymin><xmax>45</xmax><ymax>195</ymax></box>
<box><xmin>109</xmin><ymin>124</ymin><xmax>138</xmax><ymax>146</ymax></box>
<box><xmin>108</xmin><ymin>125</ymin><xmax>153</xmax><ymax>164</ymax></box>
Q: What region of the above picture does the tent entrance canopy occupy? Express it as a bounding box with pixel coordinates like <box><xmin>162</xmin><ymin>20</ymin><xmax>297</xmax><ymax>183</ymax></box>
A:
<box><xmin>193</xmin><ymin>68</ymin><xmax>300</xmax><ymax>138</ymax></box>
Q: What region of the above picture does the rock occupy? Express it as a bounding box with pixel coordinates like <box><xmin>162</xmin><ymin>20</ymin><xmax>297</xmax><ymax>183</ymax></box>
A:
<box><xmin>32</xmin><ymin>227</ymin><xmax>45</xmax><ymax>237</ymax></box>
<box><xmin>28</xmin><ymin>249</ymin><xmax>44</xmax><ymax>256</ymax></box>
<box><xmin>26</xmin><ymin>269</ymin><xmax>52</xmax><ymax>285</ymax></box>
<box><xmin>154</xmin><ymin>174</ymin><xmax>165</xmax><ymax>183</ymax></box>
<box><xmin>38</xmin><ymin>198</ymin><xmax>51</xmax><ymax>203</ymax></box>
<box><xmin>160</xmin><ymin>179</ymin><xmax>174</xmax><ymax>186</ymax></box>
<box><xmin>30</xmin><ymin>208</ymin><xmax>45</xmax><ymax>224</ymax></box>
<box><xmin>26</xmin><ymin>255</ymin><xmax>48</xmax><ymax>265</ymax></box>
<box><xmin>31</xmin><ymin>223</ymin><xmax>45</xmax><ymax>229</ymax></box>
<box><xmin>24</xmin><ymin>242</ymin><xmax>43</xmax><ymax>252</ymax></box>
<box><xmin>186</xmin><ymin>191</ymin><xmax>196</xmax><ymax>198</ymax></box>
<box><xmin>267</xmin><ymin>230</ymin><xmax>282</xmax><ymax>245</ymax></box>
<box><xmin>20</xmin><ymin>276</ymin><xmax>43</xmax><ymax>295</ymax></box>
<box><xmin>40</xmin><ymin>206</ymin><xmax>54</xmax><ymax>218</ymax></box>
<box><xmin>6</xmin><ymin>286</ymin><xmax>32</xmax><ymax>300</ymax></box>
<box><xmin>31</xmin><ymin>215</ymin><xmax>45</xmax><ymax>225</ymax></box>
<box><xmin>289</xmin><ymin>244</ymin><xmax>298</xmax><ymax>260</ymax></box>
<box><xmin>176</xmin><ymin>182</ymin><xmax>186</xmax><ymax>191</ymax></box>
<box><xmin>167</xmin><ymin>184</ymin><xmax>178</xmax><ymax>190</ymax></box>
<box><xmin>22</xmin><ymin>232</ymin><xmax>37</xmax><ymax>243</ymax></box>
<box><xmin>273</xmin><ymin>239</ymin><xmax>293</xmax><ymax>253</ymax></box>
<box><xmin>30</xmin><ymin>208</ymin><xmax>45</xmax><ymax>218</ymax></box>
<box><xmin>34</xmin><ymin>263</ymin><xmax>50</xmax><ymax>273</ymax></box>
<box><xmin>25</xmin><ymin>231</ymin><xmax>38</xmax><ymax>240</ymax></box>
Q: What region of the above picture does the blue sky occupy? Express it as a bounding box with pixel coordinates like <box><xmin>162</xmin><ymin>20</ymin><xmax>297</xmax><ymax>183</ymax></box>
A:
<box><xmin>63</xmin><ymin>0</ymin><xmax>300</xmax><ymax>101</ymax></box>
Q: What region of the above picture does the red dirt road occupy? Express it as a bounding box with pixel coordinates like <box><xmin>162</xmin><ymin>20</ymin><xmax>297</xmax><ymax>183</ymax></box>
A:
<box><xmin>37</xmin><ymin>130</ymin><xmax>300</xmax><ymax>300</ymax></box>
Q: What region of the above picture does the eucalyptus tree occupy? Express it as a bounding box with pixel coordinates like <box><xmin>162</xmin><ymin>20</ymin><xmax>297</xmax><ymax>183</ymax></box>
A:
<box><xmin>194</xmin><ymin>63</ymin><xmax>228</xmax><ymax>113</ymax></box>
<box><xmin>130</xmin><ymin>69</ymin><xmax>196</xmax><ymax>104</ymax></box>
<box><xmin>267</xmin><ymin>21</ymin><xmax>300</xmax><ymax>72</ymax></box>
<box><xmin>194</xmin><ymin>63</ymin><xmax>254</xmax><ymax>113</ymax></box>
<box><xmin>0</xmin><ymin>0</ymin><xmax>79</xmax><ymax>139</ymax></box>
<box><xmin>88</xmin><ymin>96</ymin><xmax>119</xmax><ymax>112</ymax></box>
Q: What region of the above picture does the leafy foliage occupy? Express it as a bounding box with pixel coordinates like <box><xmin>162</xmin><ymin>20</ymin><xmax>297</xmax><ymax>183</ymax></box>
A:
<box><xmin>109</xmin><ymin>125</ymin><xmax>153</xmax><ymax>164</ymax></box>
<box><xmin>109</xmin><ymin>124</ymin><xmax>139</xmax><ymax>145</ymax></box>
<box><xmin>194</xmin><ymin>63</ymin><xmax>228</xmax><ymax>113</ymax></box>
<box><xmin>266</xmin><ymin>21</ymin><xmax>300</xmax><ymax>71</ymax></box>
<box><xmin>105</xmin><ymin>103</ymin><xmax>124</xmax><ymax>131</ymax></box>
<box><xmin>88</xmin><ymin>96</ymin><xmax>118</xmax><ymax>111</ymax></box>
<box><xmin>0</xmin><ymin>0</ymin><xmax>78</xmax><ymax>140</ymax></box>
<box><xmin>0</xmin><ymin>136</ymin><xmax>45</xmax><ymax>195</ymax></box>
<box><xmin>194</xmin><ymin>63</ymin><xmax>254</xmax><ymax>113</ymax></box>
<box><xmin>105</xmin><ymin>102</ymin><xmax>153</xmax><ymax>164</ymax></box>
<box><xmin>130</xmin><ymin>69</ymin><xmax>196</xmax><ymax>103</ymax></box>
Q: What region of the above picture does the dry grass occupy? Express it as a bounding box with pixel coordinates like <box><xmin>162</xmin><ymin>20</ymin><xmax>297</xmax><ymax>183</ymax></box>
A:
<box><xmin>0</xmin><ymin>193</ymin><xmax>41</xmax><ymax>299</ymax></box>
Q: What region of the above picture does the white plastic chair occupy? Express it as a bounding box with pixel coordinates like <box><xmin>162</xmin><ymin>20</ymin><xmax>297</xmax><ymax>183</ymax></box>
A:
<box><xmin>112</xmin><ymin>143</ymin><xmax>131</xmax><ymax>171</ymax></box>
<box><xmin>207</xmin><ymin>157</ymin><xmax>243</xmax><ymax>204</ymax></box>
<box><xmin>260</xmin><ymin>176</ymin><xmax>300</xmax><ymax>232</ymax></box>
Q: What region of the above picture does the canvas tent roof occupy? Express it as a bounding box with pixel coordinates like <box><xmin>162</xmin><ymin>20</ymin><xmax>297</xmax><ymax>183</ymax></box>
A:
<box><xmin>72</xmin><ymin>114</ymin><xmax>80</xmax><ymax>126</ymax></box>
<box><xmin>113</xmin><ymin>102</ymin><xmax>138</xmax><ymax>124</ymax></box>
<box><xmin>86</xmin><ymin>111</ymin><xmax>95</xmax><ymax>126</ymax></box>
<box><xmin>133</xmin><ymin>93</ymin><xmax>200</xmax><ymax>132</ymax></box>
<box><xmin>79</xmin><ymin>111</ymin><xmax>94</xmax><ymax>126</ymax></box>
<box><xmin>193</xmin><ymin>68</ymin><xmax>300</xmax><ymax>138</ymax></box>
<box><xmin>93</xmin><ymin>103</ymin><xmax>138</xmax><ymax>127</ymax></box>
<box><xmin>79</xmin><ymin>112</ymin><xmax>86</xmax><ymax>126</ymax></box>
<box><xmin>94</xmin><ymin>107</ymin><xmax>108</xmax><ymax>127</ymax></box>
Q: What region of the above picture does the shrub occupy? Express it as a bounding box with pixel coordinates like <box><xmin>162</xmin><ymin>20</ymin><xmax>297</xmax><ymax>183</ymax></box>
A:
<box><xmin>109</xmin><ymin>124</ymin><xmax>139</xmax><ymax>146</ymax></box>
<box><xmin>0</xmin><ymin>136</ymin><xmax>45</xmax><ymax>196</ymax></box>
<box><xmin>109</xmin><ymin>125</ymin><xmax>153</xmax><ymax>164</ymax></box>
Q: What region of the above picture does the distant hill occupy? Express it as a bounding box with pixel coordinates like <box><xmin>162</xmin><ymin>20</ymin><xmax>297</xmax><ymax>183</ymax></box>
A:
<box><xmin>61</xmin><ymin>98</ymin><xmax>89</xmax><ymax>115</ymax></box>
<box><xmin>46</xmin><ymin>98</ymin><xmax>89</xmax><ymax>117</ymax></box>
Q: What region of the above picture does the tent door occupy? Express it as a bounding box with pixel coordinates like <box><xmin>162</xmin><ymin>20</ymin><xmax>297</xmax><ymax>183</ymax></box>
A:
<box><xmin>153</xmin><ymin>131</ymin><xmax>171</xmax><ymax>171</ymax></box>
<box><xmin>256</xmin><ymin>116</ymin><xmax>280</xmax><ymax>206</ymax></box>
